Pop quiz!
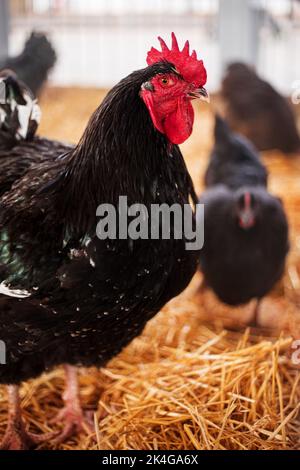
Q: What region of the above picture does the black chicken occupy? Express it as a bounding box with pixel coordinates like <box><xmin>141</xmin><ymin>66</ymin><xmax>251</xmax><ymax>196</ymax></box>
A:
<box><xmin>0</xmin><ymin>32</ymin><xmax>56</xmax><ymax>97</ymax></box>
<box><xmin>205</xmin><ymin>116</ymin><xmax>268</xmax><ymax>190</ymax></box>
<box><xmin>221</xmin><ymin>62</ymin><xmax>300</xmax><ymax>154</ymax></box>
<box><xmin>0</xmin><ymin>33</ymin><xmax>208</xmax><ymax>449</ymax></box>
<box><xmin>199</xmin><ymin>117</ymin><xmax>289</xmax><ymax>321</ymax></box>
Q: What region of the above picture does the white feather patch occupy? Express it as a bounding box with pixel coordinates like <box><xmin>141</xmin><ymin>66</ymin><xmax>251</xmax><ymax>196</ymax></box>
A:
<box><xmin>0</xmin><ymin>107</ymin><xmax>6</xmax><ymax>124</ymax></box>
<box><xmin>16</xmin><ymin>93</ymin><xmax>34</xmax><ymax>139</ymax></box>
<box><xmin>0</xmin><ymin>281</ymin><xmax>31</xmax><ymax>298</ymax></box>
<box><xmin>31</xmin><ymin>100</ymin><xmax>41</xmax><ymax>124</ymax></box>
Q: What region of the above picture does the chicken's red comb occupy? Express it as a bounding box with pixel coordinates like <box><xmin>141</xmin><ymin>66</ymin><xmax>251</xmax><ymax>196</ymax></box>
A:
<box><xmin>147</xmin><ymin>32</ymin><xmax>207</xmax><ymax>87</ymax></box>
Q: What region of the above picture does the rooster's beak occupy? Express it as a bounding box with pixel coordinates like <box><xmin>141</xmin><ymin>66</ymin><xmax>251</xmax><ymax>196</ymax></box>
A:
<box><xmin>188</xmin><ymin>87</ymin><xmax>209</xmax><ymax>102</ymax></box>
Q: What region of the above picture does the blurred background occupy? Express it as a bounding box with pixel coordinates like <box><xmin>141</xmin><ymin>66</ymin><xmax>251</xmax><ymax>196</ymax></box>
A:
<box><xmin>0</xmin><ymin>0</ymin><xmax>300</xmax><ymax>93</ymax></box>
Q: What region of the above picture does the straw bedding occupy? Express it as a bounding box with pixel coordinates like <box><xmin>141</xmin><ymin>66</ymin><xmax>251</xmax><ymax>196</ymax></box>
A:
<box><xmin>0</xmin><ymin>88</ymin><xmax>299</xmax><ymax>450</ymax></box>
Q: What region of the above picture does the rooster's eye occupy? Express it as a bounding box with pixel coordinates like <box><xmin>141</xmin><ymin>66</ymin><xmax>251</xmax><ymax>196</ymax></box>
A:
<box><xmin>160</xmin><ymin>77</ymin><xmax>174</xmax><ymax>87</ymax></box>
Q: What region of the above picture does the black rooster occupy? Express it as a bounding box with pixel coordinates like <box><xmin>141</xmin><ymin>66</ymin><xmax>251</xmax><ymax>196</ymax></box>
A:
<box><xmin>0</xmin><ymin>33</ymin><xmax>208</xmax><ymax>449</ymax></box>
<box><xmin>0</xmin><ymin>32</ymin><xmax>56</xmax><ymax>97</ymax></box>
<box><xmin>221</xmin><ymin>62</ymin><xmax>300</xmax><ymax>154</ymax></box>
<box><xmin>199</xmin><ymin>117</ymin><xmax>289</xmax><ymax>321</ymax></box>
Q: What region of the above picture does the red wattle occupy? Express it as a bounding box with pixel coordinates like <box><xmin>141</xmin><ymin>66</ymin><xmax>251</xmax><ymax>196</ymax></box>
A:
<box><xmin>162</xmin><ymin>98</ymin><xmax>194</xmax><ymax>145</ymax></box>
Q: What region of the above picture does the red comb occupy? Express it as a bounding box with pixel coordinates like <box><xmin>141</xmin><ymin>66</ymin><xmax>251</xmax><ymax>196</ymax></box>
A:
<box><xmin>146</xmin><ymin>32</ymin><xmax>207</xmax><ymax>87</ymax></box>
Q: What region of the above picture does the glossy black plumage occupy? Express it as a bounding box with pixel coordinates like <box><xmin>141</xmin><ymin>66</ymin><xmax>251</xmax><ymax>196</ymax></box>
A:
<box><xmin>0</xmin><ymin>62</ymin><xmax>198</xmax><ymax>385</ymax></box>
<box><xmin>199</xmin><ymin>117</ymin><xmax>289</xmax><ymax>306</ymax></box>
<box><xmin>221</xmin><ymin>62</ymin><xmax>300</xmax><ymax>154</ymax></box>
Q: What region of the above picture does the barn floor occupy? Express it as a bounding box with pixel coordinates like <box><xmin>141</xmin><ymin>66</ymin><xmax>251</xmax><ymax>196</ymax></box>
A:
<box><xmin>0</xmin><ymin>87</ymin><xmax>299</xmax><ymax>450</ymax></box>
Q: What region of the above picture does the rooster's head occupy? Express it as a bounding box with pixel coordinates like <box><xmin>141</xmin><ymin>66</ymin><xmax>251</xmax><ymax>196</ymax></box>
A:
<box><xmin>140</xmin><ymin>32</ymin><xmax>208</xmax><ymax>145</ymax></box>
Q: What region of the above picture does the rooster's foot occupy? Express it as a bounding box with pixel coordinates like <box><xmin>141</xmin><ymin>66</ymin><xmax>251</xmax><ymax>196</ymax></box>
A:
<box><xmin>0</xmin><ymin>418</ymin><xmax>55</xmax><ymax>450</ymax></box>
<box><xmin>51</xmin><ymin>365</ymin><xmax>95</xmax><ymax>444</ymax></box>
<box><xmin>51</xmin><ymin>403</ymin><xmax>94</xmax><ymax>444</ymax></box>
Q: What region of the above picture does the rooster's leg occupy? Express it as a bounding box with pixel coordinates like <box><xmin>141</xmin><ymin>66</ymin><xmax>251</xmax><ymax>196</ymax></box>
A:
<box><xmin>51</xmin><ymin>365</ymin><xmax>94</xmax><ymax>444</ymax></box>
<box><xmin>0</xmin><ymin>385</ymin><xmax>55</xmax><ymax>450</ymax></box>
